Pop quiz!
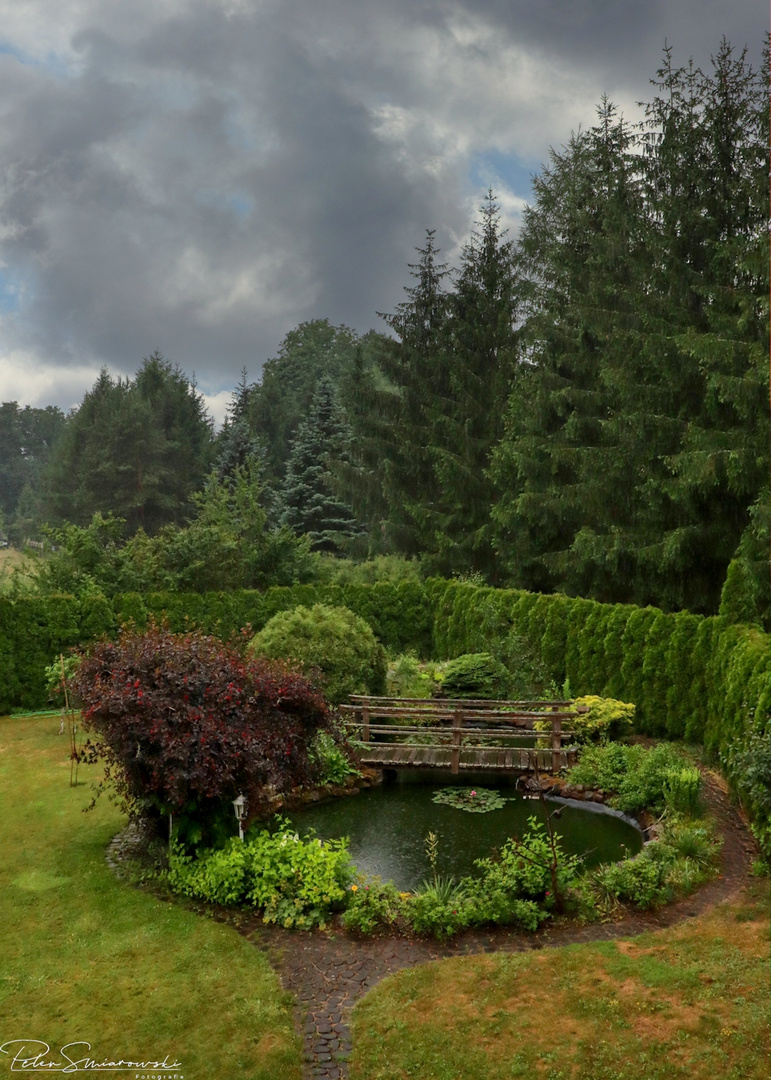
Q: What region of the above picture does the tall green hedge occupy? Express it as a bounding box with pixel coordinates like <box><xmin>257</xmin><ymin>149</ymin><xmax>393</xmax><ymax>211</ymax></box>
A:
<box><xmin>1</xmin><ymin>579</ymin><xmax>768</xmax><ymax>851</ymax></box>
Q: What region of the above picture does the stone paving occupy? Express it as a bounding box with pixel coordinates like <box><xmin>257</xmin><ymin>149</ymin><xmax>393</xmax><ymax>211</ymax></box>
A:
<box><xmin>106</xmin><ymin>771</ymin><xmax>758</xmax><ymax>1080</ymax></box>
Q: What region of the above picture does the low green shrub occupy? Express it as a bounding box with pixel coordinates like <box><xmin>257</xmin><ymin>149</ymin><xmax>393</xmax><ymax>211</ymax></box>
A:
<box><xmin>535</xmin><ymin>695</ymin><xmax>635</xmax><ymax>746</ymax></box>
<box><xmin>589</xmin><ymin>853</ymin><xmax>669</xmax><ymax>910</ymax></box>
<box><xmin>661</xmin><ymin>817</ymin><xmax>720</xmax><ymax>869</ymax></box>
<box><xmin>167</xmin><ymin>837</ymin><xmax>250</xmax><ymax>906</ymax></box>
<box><xmin>473</xmin><ymin>817</ymin><xmax>582</xmax><ymax>906</ymax></box>
<box><xmin>167</xmin><ymin>819</ymin><xmax>353</xmax><ymax>929</ymax></box>
<box><xmin>341</xmin><ymin>878</ymin><xmax>406</xmax><ymax>935</ymax></box>
<box><xmin>569</xmin><ymin>696</ymin><xmax>636</xmax><ymax>742</ymax></box>
<box><xmin>438</xmin><ymin>652</ymin><xmax>510</xmax><ymax>699</ymax></box>
<box><xmin>568</xmin><ymin>742</ymin><xmax>691</xmax><ymax>814</ymax></box>
<box><xmin>408</xmin><ymin>877</ymin><xmax>471</xmax><ymax>939</ymax></box>
<box><xmin>247</xmin><ymin>603</ymin><xmax>387</xmax><ymax>705</ymax></box>
<box><xmin>663</xmin><ymin>767</ymin><xmax>702</xmax><ymax>816</ymax></box>
<box><xmin>385</xmin><ymin>653</ymin><xmax>439</xmax><ymax>698</ymax></box>
<box><xmin>584</xmin><ymin>815</ymin><xmax>720</xmax><ymax>911</ymax></box>
<box><xmin>456</xmin><ymin>880</ymin><xmax>546</xmax><ymax>933</ymax></box>
<box><xmin>310</xmin><ymin>731</ymin><xmax>360</xmax><ymax>785</ymax></box>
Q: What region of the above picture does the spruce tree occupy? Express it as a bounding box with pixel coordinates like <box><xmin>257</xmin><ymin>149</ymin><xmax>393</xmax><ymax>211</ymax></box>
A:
<box><xmin>42</xmin><ymin>355</ymin><xmax>214</xmax><ymax>534</ymax></box>
<box><xmin>278</xmin><ymin>376</ymin><xmax>362</xmax><ymax>553</ymax></box>
<box><xmin>248</xmin><ymin>320</ymin><xmax>360</xmax><ymax>487</ymax></box>
<box><xmin>340</xmin><ymin>231</ymin><xmax>452</xmax><ymax>557</ymax></box>
<box><xmin>491</xmin><ymin>42</ymin><xmax>768</xmax><ymax>615</ymax></box>
<box><xmin>431</xmin><ymin>192</ymin><xmax>520</xmax><ymax>579</ymax></box>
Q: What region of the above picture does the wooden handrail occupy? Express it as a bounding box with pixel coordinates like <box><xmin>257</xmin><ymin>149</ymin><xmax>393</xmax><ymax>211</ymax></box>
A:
<box><xmin>343</xmin><ymin>694</ymin><xmax>580</xmax><ymax>775</ymax></box>
<box><xmin>348</xmin><ymin>695</ymin><xmax>582</xmax><ymax>709</ymax></box>
<box><xmin>342</xmin><ymin>723</ymin><xmax>576</xmax><ymax>739</ymax></box>
<box><xmin>339</xmin><ymin>705</ymin><xmax>579</xmax><ymax>721</ymax></box>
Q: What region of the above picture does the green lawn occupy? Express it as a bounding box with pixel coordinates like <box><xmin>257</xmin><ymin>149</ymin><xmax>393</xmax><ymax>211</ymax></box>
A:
<box><xmin>0</xmin><ymin>714</ymin><xmax>301</xmax><ymax>1079</ymax></box>
<box><xmin>350</xmin><ymin>882</ymin><xmax>770</xmax><ymax>1080</ymax></box>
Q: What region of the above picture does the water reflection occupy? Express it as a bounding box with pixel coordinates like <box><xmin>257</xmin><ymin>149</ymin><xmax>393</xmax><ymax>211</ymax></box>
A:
<box><xmin>289</xmin><ymin>769</ymin><xmax>641</xmax><ymax>891</ymax></box>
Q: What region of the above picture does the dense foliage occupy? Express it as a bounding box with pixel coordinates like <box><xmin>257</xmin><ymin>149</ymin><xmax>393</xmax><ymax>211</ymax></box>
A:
<box><xmin>247</xmin><ymin>603</ymin><xmax>386</xmax><ymax>705</ymax></box>
<box><xmin>489</xmin><ymin>45</ymin><xmax>768</xmax><ymax>617</ymax></box>
<box><xmin>568</xmin><ymin>742</ymin><xmax>696</xmax><ymax>815</ymax></box>
<box><xmin>0</xmin><ymin>402</ymin><xmax>65</xmax><ymax>542</ymax></box>
<box><xmin>43</xmin><ymin>354</ymin><xmax>215</xmax><ymax>536</ymax></box>
<box><xmin>32</xmin><ymin>472</ymin><xmax>313</xmax><ymax>597</ymax></box>
<box><xmin>438</xmin><ymin>652</ymin><xmax>511</xmax><ymax>699</ymax></box>
<box><xmin>1</xmin><ymin>574</ymin><xmax>768</xmax><ymax>854</ymax></box>
<box><xmin>167</xmin><ymin>821</ymin><xmax>353</xmax><ymax>929</ymax></box>
<box><xmin>71</xmin><ymin>626</ymin><xmax>334</xmax><ymax>844</ymax></box>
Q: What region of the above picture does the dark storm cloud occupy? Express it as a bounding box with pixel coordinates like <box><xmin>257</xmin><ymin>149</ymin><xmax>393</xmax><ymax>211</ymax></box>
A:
<box><xmin>0</xmin><ymin>0</ymin><xmax>763</xmax><ymax>417</ymax></box>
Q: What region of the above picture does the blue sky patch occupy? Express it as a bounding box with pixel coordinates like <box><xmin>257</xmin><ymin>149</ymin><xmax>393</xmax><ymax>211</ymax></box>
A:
<box><xmin>469</xmin><ymin>150</ymin><xmax>538</xmax><ymax>203</ymax></box>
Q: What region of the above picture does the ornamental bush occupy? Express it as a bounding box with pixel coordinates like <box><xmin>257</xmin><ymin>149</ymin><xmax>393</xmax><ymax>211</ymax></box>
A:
<box><xmin>438</xmin><ymin>652</ymin><xmax>510</xmax><ymax>699</ymax></box>
<box><xmin>247</xmin><ymin>603</ymin><xmax>386</xmax><ymax>705</ymax></box>
<box><xmin>72</xmin><ymin>625</ymin><xmax>334</xmax><ymax>845</ymax></box>
<box><xmin>569</xmin><ymin>695</ymin><xmax>636</xmax><ymax>742</ymax></box>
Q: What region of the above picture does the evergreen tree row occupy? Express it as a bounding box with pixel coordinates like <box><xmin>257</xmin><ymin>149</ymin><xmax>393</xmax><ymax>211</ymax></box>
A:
<box><xmin>1</xmin><ymin>38</ymin><xmax>766</xmax><ymax>625</ymax></box>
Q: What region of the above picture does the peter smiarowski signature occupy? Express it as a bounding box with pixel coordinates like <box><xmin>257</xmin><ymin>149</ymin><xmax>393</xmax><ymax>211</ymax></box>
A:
<box><xmin>0</xmin><ymin>1041</ymin><xmax>183</xmax><ymax>1073</ymax></box>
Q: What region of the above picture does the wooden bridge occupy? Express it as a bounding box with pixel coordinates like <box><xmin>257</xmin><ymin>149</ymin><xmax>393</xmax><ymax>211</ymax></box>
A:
<box><xmin>339</xmin><ymin>696</ymin><xmax>587</xmax><ymax>776</ymax></box>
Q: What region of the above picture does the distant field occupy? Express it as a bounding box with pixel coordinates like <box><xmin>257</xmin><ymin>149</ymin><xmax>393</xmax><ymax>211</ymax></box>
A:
<box><xmin>0</xmin><ymin>546</ymin><xmax>40</xmax><ymax>591</ymax></box>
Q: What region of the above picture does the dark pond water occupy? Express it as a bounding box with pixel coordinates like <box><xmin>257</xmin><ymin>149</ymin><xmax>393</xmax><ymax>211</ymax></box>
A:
<box><xmin>288</xmin><ymin>769</ymin><xmax>642</xmax><ymax>891</ymax></box>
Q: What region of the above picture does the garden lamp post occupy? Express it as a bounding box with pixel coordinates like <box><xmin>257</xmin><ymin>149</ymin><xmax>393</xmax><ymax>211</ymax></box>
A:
<box><xmin>233</xmin><ymin>793</ymin><xmax>247</xmax><ymax>841</ymax></box>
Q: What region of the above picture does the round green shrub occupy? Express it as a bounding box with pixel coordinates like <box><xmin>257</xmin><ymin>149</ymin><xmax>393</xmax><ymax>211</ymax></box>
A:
<box><xmin>438</xmin><ymin>652</ymin><xmax>511</xmax><ymax>699</ymax></box>
<box><xmin>247</xmin><ymin>603</ymin><xmax>386</xmax><ymax>705</ymax></box>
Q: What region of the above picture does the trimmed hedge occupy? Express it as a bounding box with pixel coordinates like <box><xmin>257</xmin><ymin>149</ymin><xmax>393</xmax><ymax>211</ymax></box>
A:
<box><xmin>1</xmin><ymin>579</ymin><xmax>768</xmax><ymax>852</ymax></box>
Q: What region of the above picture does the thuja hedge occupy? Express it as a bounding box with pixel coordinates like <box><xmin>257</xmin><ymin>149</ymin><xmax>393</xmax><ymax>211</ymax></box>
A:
<box><xmin>0</xmin><ymin>581</ymin><xmax>432</xmax><ymax>713</ymax></box>
<box><xmin>1</xmin><ymin>579</ymin><xmax>768</xmax><ymax>848</ymax></box>
<box><xmin>428</xmin><ymin>581</ymin><xmax>770</xmax><ymax>852</ymax></box>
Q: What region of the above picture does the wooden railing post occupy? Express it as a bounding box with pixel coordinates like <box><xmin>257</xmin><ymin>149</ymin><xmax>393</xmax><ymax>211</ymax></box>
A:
<box><xmin>551</xmin><ymin>714</ymin><xmax>562</xmax><ymax>771</ymax></box>
<box><xmin>362</xmin><ymin>705</ymin><xmax>370</xmax><ymax>743</ymax></box>
<box><xmin>451</xmin><ymin>709</ymin><xmax>462</xmax><ymax>775</ymax></box>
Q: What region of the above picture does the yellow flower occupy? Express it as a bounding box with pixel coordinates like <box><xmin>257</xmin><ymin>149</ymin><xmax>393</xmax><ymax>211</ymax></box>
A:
<box><xmin>351</xmin><ymin>884</ymin><xmax>358</xmax><ymax>892</ymax></box>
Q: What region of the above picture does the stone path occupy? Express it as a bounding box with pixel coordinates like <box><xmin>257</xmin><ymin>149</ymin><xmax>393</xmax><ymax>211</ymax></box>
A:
<box><xmin>106</xmin><ymin>771</ymin><xmax>758</xmax><ymax>1080</ymax></box>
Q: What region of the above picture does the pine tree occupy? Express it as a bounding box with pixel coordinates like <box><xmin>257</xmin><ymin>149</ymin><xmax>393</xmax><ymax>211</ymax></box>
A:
<box><xmin>278</xmin><ymin>376</ymin><xmax>362</xmax><ymax>553</ymax></box>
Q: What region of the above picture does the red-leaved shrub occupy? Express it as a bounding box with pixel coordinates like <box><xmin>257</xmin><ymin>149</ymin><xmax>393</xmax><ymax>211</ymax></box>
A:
<box><xmin>72</xmin><ymin>625</ymin><xmax>334</xmax><ymax>844</ymax></box>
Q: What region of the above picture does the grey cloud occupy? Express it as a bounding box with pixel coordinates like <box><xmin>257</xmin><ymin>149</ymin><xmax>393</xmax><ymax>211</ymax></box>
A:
<box><xmin>0</xmin><ymin>0</ymin><xmax>764</xmax><ymax>412</ymax></box>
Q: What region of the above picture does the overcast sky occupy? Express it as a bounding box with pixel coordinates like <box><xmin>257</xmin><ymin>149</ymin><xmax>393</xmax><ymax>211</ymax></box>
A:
<box><xmin>0</xmin><ymin>0</ymin><xmax>764</xmax><ymax>424</ymax></box>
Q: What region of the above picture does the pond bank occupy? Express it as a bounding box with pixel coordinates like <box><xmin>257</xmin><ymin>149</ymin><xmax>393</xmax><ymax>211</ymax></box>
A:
<box><xmin>238</xmin><ymin>769</ymin><xmax>758</xmax><ymax>1080</ymax></box>
<box><xmin>106</xmin><ymin>769</ymin><xmax>758</xmax><ymax>1080</ymax></box>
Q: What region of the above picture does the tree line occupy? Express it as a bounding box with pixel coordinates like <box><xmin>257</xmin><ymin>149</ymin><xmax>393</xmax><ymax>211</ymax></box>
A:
<box><xmin>0</xmin><ymin>40</ymin><xmax>767</xmax><ymax>624</ymax></box>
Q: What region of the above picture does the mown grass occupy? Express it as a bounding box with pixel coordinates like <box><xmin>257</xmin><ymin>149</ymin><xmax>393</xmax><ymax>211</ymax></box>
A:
<box><xmin>351</xmin><ymin>881</ymin><xmax>770</xmax><ymax>1080</ymax></box>
<box><xmin>0</xmin><ymin>714</ymin><xmax>301</xmax><ymax>1079</ymax></box>
<box><xmin>0</xmin><ymin>547</ymin><xmax>38</xmax><ymax>593</ymax></box>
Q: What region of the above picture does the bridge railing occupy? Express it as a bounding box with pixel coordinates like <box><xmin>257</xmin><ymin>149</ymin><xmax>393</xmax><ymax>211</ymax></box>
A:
<box><xmin>339</xmin><ymin>695</ymin><xmax>588</xmax><ymax>775</ymax></box>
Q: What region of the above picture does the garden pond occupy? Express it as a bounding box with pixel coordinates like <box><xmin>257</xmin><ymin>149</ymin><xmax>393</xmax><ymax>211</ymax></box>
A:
<box><xmin>289</xmin><ymin>769</ymin><xmax>643</xmax><ymax>890</ymax></box>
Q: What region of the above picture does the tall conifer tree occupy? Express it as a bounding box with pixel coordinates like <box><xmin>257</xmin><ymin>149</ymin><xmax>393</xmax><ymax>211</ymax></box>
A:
<box><xmin>278</xmin><ymin>376</ymin><xmax>361</xmax><ymax>553</ymax></box>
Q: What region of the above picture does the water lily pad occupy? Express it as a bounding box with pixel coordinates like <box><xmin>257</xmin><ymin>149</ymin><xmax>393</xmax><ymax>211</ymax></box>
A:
<box><xmin>432</xmin><ymin>786</ymin><xmax>508</xmax><ymax>813</ymax></box>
